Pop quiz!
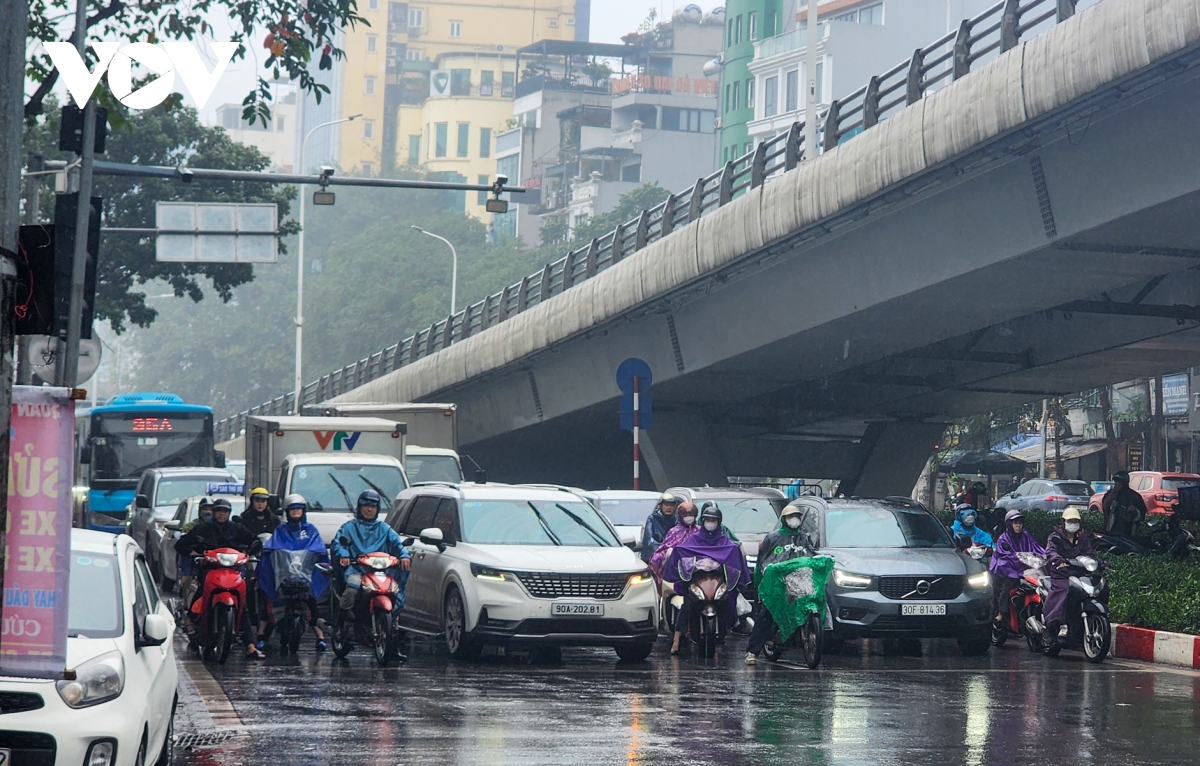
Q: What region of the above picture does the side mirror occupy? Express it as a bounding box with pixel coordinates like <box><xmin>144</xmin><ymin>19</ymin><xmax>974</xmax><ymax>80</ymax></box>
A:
<box><xmin>139</xmin><ymin>613</ymin><xmax>171</xmax><ymax>647</ymax></box>
<box><xmin>474</xmin><ymin>469</ymin><xmax>487</xmax><ymax>484</ymax></box>
<box><xmin>268</xmin><ymin>494</ymin><xmax>281</xmax><ymax>512</ymax></box>
<box><xmin>401</xmin><ymin>537</ymin><xmax>415</xmax><ymax>547</ymax></box>
<box><xmin>213</xmin><ymin>450</ymin><xmax>226</xmax><ymax>468</ymax></box>
<box><xmin>79</xmin><ymin>445</ymin><xmax>92</xmax><ymax>465</ymax></box>
<box><xmin>135</xmin><ymin>494</ymin><xmax>150</xmax><ymax>509</ymax></box>
<box><xmin>954</xmin><ymin>534</ymin><xmax>972</xmax><ymax>551</ymax></box>
<box><xmin>617</xmin><ymin>528</ymin><xmax>638</xmax><ymax>550</ymax></box>
<box><xmin>165</xmin><ymin>519</ymin><xmax>182</xmax><ymax>531</ymax></box>
<box><xmin>419</xmin><ymin>526</ymin><xmax>447</xmax><ymax>552</ymax></box>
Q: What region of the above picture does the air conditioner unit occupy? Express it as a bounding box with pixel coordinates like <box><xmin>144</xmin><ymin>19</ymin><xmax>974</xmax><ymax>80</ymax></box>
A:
<box><xmin>496</xmin><ymin>44</ymin><xmax>507</xmax><ymax>52</ymax></box>
<box><xmin>549</xmin><ymin>19</ymin><xmax>559</xmax><ymax>27</ymax></box>
<box><xmin>717</xmin><ymin>52</ymin><xmax>724</xmax><ymax>64</ymax></box>
<box><xmin>714</xmin><ymin>117</ymin><xmax>722</xmax><ymax>128</ymax></box>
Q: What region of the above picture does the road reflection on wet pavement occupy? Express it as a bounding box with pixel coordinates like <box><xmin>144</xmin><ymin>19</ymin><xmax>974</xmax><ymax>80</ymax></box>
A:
<box><xmin>175</xmin><ymin>634</ymin><xmax>1200</xmax><ymax>766</ymax></box>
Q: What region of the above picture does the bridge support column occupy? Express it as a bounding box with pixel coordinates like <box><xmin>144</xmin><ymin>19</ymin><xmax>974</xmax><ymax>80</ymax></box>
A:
<box><xmin>641</xmin><ymin>410</ymin><xmax>728</xmax><ymax>490</ymax></box>
<box><xmin>838</xmin><ymin>421</ymin><xmax>946</xmax><ymax>499</ymax></box>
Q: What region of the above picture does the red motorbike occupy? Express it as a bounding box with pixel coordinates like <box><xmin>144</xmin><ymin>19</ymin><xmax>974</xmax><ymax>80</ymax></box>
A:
<box><xmin>328</xmin><ymin>552</ymin><xmax>405</xmax><ymax>666</ymax></box>
<box><xmin>990</xmin><ymin>552</ymin><xmax>1046</xmax><ymax>653</ymax></box>
<box><xmin>191</xmin><ymin>547</ymin><xmax>250</xmax><ymax>664</ymax></box>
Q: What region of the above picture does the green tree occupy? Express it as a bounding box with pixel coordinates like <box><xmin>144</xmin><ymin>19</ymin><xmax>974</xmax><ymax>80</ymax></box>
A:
<box><xmin>24</xmin><ymin>99</ymin><xmax>296</xmax><ymax>333</ymax></box>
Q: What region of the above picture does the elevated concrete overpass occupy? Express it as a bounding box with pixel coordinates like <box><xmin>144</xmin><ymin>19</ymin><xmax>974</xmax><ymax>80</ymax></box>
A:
<box><xmin>220</xmin><ymin>0</ymin><xmax>1200</xmax><ymax>493</ymax></box>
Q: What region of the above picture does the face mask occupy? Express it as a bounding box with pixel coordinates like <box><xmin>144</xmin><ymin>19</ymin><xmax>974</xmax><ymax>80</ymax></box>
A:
<box><xmin>703</xmin><ymin>521</ymin><xmax>719</xmax><ymax>532</ymax></box>
<box><xmin>681</xmin><ymin>515</ymin><xmax>696</xmax><ymax>526</ymax></box>
<box><xmin>963</xmin><ymin>515</ymin><xmax>975</xmax><ymax>527</ymax></box>
<box><xmin>785</xmin><ymin>516</ymin><xmax>802</xmax><ymax>529</ymax></box>
<box><xmin>1065</xmin><ymin>521</ymin><xmax>1081</xmax><ymax>533</ymax></box>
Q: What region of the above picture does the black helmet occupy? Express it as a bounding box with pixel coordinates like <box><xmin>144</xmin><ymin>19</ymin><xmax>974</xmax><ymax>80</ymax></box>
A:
<box><xmin>1113</xmin><ymin>470</ymin><xmax>1130</xmax><ymax>484</ymax></box>
<box><xmin>211</xmin><ymin>498</ymin><xmax>233</xmax><ymax>513</ymax></box>
<box><xmin>356</xmin><ymin>490</ymin><xmax>382</xmax><ymax>518</ymax></box>
<box><xmin>972</xmin><ymin>481</ymin><xmax>987</xmax><ymax>493</ymax></box>
<box><xmin>699</xmin><ymin>502</ymin><xmax>722</xmax><ymax>526</ymax></box>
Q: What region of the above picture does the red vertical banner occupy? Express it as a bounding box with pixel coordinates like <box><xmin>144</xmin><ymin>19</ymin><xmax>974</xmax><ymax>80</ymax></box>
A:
<box><xmin>2</xmin><ymin>386</ymin><xmax>75</xmax><ymax>678</ymax></box>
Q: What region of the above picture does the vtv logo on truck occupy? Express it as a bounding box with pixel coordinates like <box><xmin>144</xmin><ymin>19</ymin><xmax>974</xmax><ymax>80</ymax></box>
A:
<box><xmin>44</xmin><ymin>41</ymin><xmax>239</xmax><ymax>109</ymax></box>
<box><xmin>313</xmin><ymin>431</ymin><xmax>361</xmax><ymax>451</ymax></box>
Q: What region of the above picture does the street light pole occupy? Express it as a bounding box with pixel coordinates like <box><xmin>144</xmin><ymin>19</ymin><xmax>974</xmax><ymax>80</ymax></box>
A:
<box><xmin>804</xmin><ymin>0</ymin><xmax>821</xmax><ymax>160</ymax></box>
<box><xmin>412</xmin><ymin>226</ymin><xmax>458</xmax><ymax>315</ymax></box>
<box><xmin>293</xmin><ymin>114</ymin><xmax>360</xmax><ymax>413</ymax></box>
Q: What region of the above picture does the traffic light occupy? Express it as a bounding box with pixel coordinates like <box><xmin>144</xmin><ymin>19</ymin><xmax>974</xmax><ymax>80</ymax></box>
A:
<box><xmin>14</xmin><ymin>224</ymin><xmax>56</xmax><ymax>336</ymax></box>
<box><xmin>58</xmin><ymin>104</ymin><xmax>108</xmax><ymax>154</ymax></box>
<box><xmin>51</xmin><ymin>193</ymin><xmax>100</xmax><ymax>340</ymax></box>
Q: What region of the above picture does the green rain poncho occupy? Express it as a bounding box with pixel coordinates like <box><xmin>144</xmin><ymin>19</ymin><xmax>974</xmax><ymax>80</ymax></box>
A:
<box><xmin>757</xmin><ymin>556</ymin><xmax>835</xmax><ymax>642</ymax></box>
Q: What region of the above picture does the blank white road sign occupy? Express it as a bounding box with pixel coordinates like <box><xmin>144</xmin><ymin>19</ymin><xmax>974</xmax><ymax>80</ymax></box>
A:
<box><xmin>156</xmin><ymin>201</ymin><xmax>278</xmax><ymax>262</ymax></box>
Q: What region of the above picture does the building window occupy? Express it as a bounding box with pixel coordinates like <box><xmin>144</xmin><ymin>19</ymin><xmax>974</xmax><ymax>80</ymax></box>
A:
<box><xmin>366</xmin><ymin>34</ymin><xmax>378</xmax><ymax>53</ymax></box>
<box><xmin>744</xmin><ymin>142</ymin><xmax>752</xmax><ymax>155</ymax></box>
<box><xmin>621</xmin><ymin>164</ymin><xmax>641</xmax><ymax>183</ymax></box>
<box><xmin>763</xmin><ymin>76</ymin><xmax>777</xmax><ymax>117</ymax></box>
<box><xmin>860</xmin><ymin>3</ymin><xmax>885</xmax><ymax>25</ymax></box>
<box><xmin>364</xmin><ymin>76</ymin><xmax>377</xmax><ymax>96</ymax></box>
<box><xmin>362</xmin><ymin>161</ymin><xmax>374</xmax><ymax>176</ymax></box>
<box><xmin>479</xmin><ymin>127</ymin><xmax>491</xmax><ymax>158</ymax></box>
<box><xmin>732</xmin><ymin>81</ymin><xmax>740</xmax><ymax>110</ymax></box>
<box><xmin>727</xmin><ymin>19</ymin><xmax>733</xmax><ymax>47</ymax></box>
<box><xmin>481</xmin><ymin>70</ymin><xmax>494</xmax><ymax>96</ymax></box>
<box><xmin>449</xmin><ymin>21</ymin><xmax>462</xmax><ymax>38</ymax></box>
<box><xmin>368</xmin><ymin>0</ymin><xmax>378</xmax><ymax>9</ymax></box>
<box><xmin>450</xmin><ymin>68</ymin><xmax>471</xmax><ymax>96</ymax></box>
<box><xmin>567</xmin><ymin>17</ymin><xmax>575</xmax><ymax>25</ymax></box>
<box><xmin>746</xmin><ymin>78</ymin><xmax>755</xmax><ymax>109</ymax></box>
<box><xmin>435</xmin><ymin>122</ymin><xmax>447</xmax><ymax>157</ymax></box>
<box><xmin>408</xmin><ymin>8</ymin><xmax>423</xmax><ymax>28</ymax></box>
<box><xmin>501</xmin><ymin>71</ymin><xmax>515</xmax><ymax>97</ymax></box>
<box><xmin>724</xmin><ymin>84</ymin><xmax>730</xmax><ymax>113</ymax></box>
<box><xmin>276</xmin><ymin>115</ymin><xmax>286</xmax><ymax>132</ymax></box>
<box><xmin>477</xmin><ymin>174</ymin><xmax>490</xmax><ymax>205</ymax></box>
<box><xmin>457</xmin><ymin>122</ymin><xmax>469</xmax><ymax>157</ymax></box>
<box><xmin>362</xmin><ymin>119</ymin><xmax>375</xmax><ymax>139</ymax></box>
<box><xmin>785</xmin><ymin>69</ymin><xmax>798</xmax><ymax>112</ymax></box>
<box><xmin>406</xmin><ymin>48</ymin><xmax>423</xmax><ymax>61</ymax></box>
<box><xmin>662</xmin><ymin>107</ymin><xmax>711</xmax><ymax>133</ymax></box>
<box><xmin>748</xmin><ymin>11</ymin><xmax>758</xmax><ymax>40</ymax></box>
<box><xmin>735</xmin><ymin>14</ymin><xmax>742</xmax><ymax>44</ymax></box>
<box><xmin>408</xmin><ymin>135</ymin><xmax>420</xmax><ymax>164</ymax></box>
<box><xmin>548</xmin><ymin>18</ymin><xmax>559</xmax><ymax>28</ymax></box>
<box><xmin>816</xmin><ymin>60</ymin><xmax>825</xmax><ymax>103</ymax></box>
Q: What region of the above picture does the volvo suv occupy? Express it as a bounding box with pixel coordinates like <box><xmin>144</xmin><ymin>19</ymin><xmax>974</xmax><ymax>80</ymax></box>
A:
<box><xmin>387</xmin><ymin>483</ymin><xmax>658</xmax><ymax>661</ymax></box>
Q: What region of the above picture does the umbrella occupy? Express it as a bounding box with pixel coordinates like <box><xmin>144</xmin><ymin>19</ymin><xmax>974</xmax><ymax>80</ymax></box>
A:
<box><xmin>938</xmin><ymin>449</ymin><xmax>1028</xmax><ymax>476</ymax></box>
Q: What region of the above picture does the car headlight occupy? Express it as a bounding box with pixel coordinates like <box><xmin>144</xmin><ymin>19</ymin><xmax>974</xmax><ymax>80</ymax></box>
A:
<box><xmin>470</xmin><ymin>564</ymin><xmax>510</xmax><ymax>582</ymax></box>
<box><xmin>57</xmin><ymin>651</ymin><xmax>124</xmax><ymax>708</ymax></box>
<box><xmin>967</xmin><ymin>571</ymin><xmax>991</xmax><ymax>590</ymax></box>
<box><xmin>833</xmin><ymin>569</ymin><xmax>871</xmax><ymax>588</ymax></box>
<box><xmin>627</xmin><ymin>571</ymin><xmax>653</xmax><ymax>587</ymax></box>
<box><xmin>689</xmin><ymin>584</ymin><xmax>705</xmax><ymax>599</ymax></box>
<box><xmin>714</xmin><ymin>583</ymin><xmax>728</xmax><ymax>599</ymax></box>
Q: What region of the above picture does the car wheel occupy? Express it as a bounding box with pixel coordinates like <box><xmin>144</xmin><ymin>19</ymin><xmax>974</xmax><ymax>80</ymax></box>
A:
<box><xmin>135</xmin><ymin>732</ymin><xmax>148</xmax><ymax>766</ymax></box>
<box><xmin>615</xmin><ymin>642</ymin><xmax>654</xmax><ymax>662</ymax></box>
<box><xmin>153</xmin><ymin>701</ymin><xmax>176</xmax><ymax>766</ymax></box>
<box><xmin>443</xmin><ymin>588</ymin><xmax>482</xmax><ymax>660</ymax></box>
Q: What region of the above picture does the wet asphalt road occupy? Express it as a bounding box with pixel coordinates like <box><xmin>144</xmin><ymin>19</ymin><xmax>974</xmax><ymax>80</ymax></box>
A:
<box><xmin>172</xmin><ymin>632</ymin><xmax>1200</xmax><ymax>766</ymax></box>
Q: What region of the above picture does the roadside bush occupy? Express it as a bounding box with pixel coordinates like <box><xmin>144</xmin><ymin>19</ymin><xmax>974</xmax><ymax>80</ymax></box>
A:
<box><xmin>1106</xmin><ymin>556</ymin><xmax>1200</xmax><ymax>635</ymax></box>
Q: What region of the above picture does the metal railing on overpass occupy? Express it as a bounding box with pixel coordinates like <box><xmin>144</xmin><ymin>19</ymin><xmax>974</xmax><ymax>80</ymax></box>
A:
<box><xmin>215</xmin><ymin>0</ymin><xmax>1079</xmax><ymax>443</ymax></box>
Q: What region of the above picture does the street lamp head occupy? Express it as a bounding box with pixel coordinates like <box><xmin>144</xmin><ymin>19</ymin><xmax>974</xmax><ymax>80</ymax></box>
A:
<box><xmin>347</xmin><ymin>114</ymin><xmax>363</xmax><ymax>121</ymax></box>
<box><xmin>411</xmin><ymin>225</ymin><xmax>425</xmax><ymax>233</ymax></box>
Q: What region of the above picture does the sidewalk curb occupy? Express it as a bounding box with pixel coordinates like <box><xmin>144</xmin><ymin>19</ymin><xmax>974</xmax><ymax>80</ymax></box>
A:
<box><xmin>1113</xmin><ymin>624</ymin><xmax>1200</xmax><ymax>669</ymax></box>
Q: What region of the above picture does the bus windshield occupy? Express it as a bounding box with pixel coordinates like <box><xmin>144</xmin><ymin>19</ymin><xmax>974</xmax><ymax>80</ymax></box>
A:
<box><xmin>91</xmin><ymin>412</ymin><xmax>213</xmax><ymax>485</ymax></box>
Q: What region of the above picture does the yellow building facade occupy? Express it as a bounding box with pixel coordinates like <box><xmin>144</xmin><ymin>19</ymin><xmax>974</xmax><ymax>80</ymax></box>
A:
<box><xmin>331</xmin><ymin>0</ymin><xmax>585</xmax><ymax>210</ymax></box>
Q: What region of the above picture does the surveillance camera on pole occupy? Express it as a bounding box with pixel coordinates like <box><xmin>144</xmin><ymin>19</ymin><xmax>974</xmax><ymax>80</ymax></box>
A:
<box><xmin>313</xmin><ymin>166</ymin><xmax>335</xmax><ymax>205</ymax></box>
<box><xmin>485</xmin><ymin>174</ymin><xmax>509</xmax><ymax>214</ymax></box>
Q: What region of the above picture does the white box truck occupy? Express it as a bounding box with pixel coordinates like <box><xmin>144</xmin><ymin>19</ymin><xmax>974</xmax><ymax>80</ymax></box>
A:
<box><xmin>245</xmin><ymin>416</ymin><xmax>409</xmax><ymax>543</ymax></box>
<box><xmin>313</xmin><ymin>403</ymin><xmax>464</xmax><ymax>483</ymax></box>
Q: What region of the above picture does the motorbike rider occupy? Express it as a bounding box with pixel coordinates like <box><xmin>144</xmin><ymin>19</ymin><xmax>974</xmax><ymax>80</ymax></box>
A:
<box><xmin>331</xmin><ymin>490</ymin><xmax>412</xmax><ymax>618</ymax></box>
<box><xmin>951</xmin><ymin>504</ymin><xmax>994</xmax><ymax>548</ymax></box>
<box><xmin>175</xmin><ymin>497</ymin><xmax>263</xmax><ymax>658</ymax></box>
<box><xmin>956</xmin><ymin>481</ymin><xmax>989</xmax><ymax>510</ymax></box>
<box><xmin>663</xmin><ymin>504</ymin><xmax>750</xmax><ymax>655</ymax></box>
<box><xmin>640</xmin><ymin>492</ymin><xmax>681</xmax><ymax>563</ymax></box>
<box><xmin>989</xmin><ymin>510</ymin><xmax>1045</xmax><ymax>628</ymax></box>
<box><xmin>1102</xmin><ymin>470</ymin><xmax>1146</xmax><ymax>538</ymax></box>
<box><xmin>745</xmin><ymin>504</ymin><xmax>815</xmax><ymax>664</ymax></box>
<box><xmin>238</xmin><ymin>487</ymin><xmax>280</xmax><ymax>535</ymax></box>
<box><xmin>649</xmin><ymin>501</ymin><xmax>700</xmax><ymax>584</ymax></box>
<box><xmin>258</xmin><ymin>494</ymin><xmax>329</xmax><ymax>651</ymax></box>
<box><xmin>1043</xmin><ymin>507</ymin><xmax>1095</xmax><ymax>652</ymax></box>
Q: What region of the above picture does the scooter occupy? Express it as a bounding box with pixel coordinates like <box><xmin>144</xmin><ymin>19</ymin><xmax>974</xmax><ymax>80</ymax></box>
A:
<box><xmin>1032</xmin><ymin>555</ymin><xmax>1111</xmax><ymax>663</ymax></box>
<box><xmin>272</xmin><ymin>548</ymin><xmax>322</xmax><ymax>655</ymax></box>
<box><xmin>682</xmin><ymin>557</ymin><xmax>730</xmax><ymax>659</ymax></box>
<box><xmin>328</xmin><ymin>548</ymin><xmax>406</xmax><ymax>666</ymax></box>
<box><xmin>991</xmin><ymin>552</ymin><xmax>1046</xmax><ymax>653</ymax></box>
<box><xmin>191</xmin><ymin>547</ymin><xmax>250</xmax><ymax>664</ymax></box>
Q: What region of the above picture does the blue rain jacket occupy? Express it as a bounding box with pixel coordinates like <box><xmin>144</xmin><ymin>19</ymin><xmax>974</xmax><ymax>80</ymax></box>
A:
<box><xmin>951</xmin><ymin>506</ymin><xmax>994</xmax><ymax>547</ymax></box>
<box><xmin>257</xmin><ymin>510</ymin><xmax>330</xmax><ymax>603</ymax></box>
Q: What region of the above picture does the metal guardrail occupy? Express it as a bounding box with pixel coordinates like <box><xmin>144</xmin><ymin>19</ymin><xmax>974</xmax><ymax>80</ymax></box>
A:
<box><xmin>215</xmin><ymin>0</ymin><xmax>1078</xmax><ymax>443</ymax></box>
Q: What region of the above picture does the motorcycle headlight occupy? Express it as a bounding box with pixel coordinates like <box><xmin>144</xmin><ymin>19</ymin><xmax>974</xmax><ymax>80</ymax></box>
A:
<box><xmin>689</xmin><ymin>584</ymin><xmax>705</xmax><ymax>599</ymax></box>
<box><xmin>967</xmin><ymin>571</ymin><xmax>991</xmax><ymax>590</ymax></box>
<box><xmin>216</xmin><ymin>552</ymin><xmax>240</xmax><ymax>567</ymax></box>
<box><xmin>57</xmin><ymin>651</ymin><xmax>124</xmax><ymax>708</ymax></box>
<box><xmin>714</xmin><ymin>583</ymin><xmax>728</xmax><ymax>599</ymax></box>
<box><xmin>833</xmin><ymin>569</ymin><xmax>871</xmax><ymax>589</ymax></box>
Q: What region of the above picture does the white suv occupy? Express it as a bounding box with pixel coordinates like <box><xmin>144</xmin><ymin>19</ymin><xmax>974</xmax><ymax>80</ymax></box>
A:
<box><xmin>388</xmin><ymin>483</ymin><xmax>658</xmax><ymax>661</ymax></box>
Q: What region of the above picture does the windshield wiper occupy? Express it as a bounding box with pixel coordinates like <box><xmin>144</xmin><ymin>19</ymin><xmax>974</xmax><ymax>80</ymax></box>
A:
<box><xmin>553</xmin><ymin>503</ymin><xmax>610</xmax><ymax>546</ymax></box>
<box><xmin>358</xmin><ymin>475</ymin><xmax>392</xmax><ymax>507</ymax></box>
<box><xmin>327</xmin><ymin>473</ymin><xmax>355</xmax><ymax>511</ymax></box>
<box><xmin>526</xmin><ymin>502</ymin><xmax>562</xmax><ymax>546</ymax></box>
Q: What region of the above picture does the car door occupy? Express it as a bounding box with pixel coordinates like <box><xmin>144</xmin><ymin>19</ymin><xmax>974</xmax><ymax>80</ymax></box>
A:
<box><xmin>128</xmin><ymin>552</ymin><xmax>172</xmax><ymax>752</ymax></box>
<box><xmin>129</xmin><ymin>473</ymin><xmax>152</xmax><ymax>544</ymax></box>
<box><xmin>401</xmin><ymin>496</ymin><xmax>441</xmax><ymax>628</ymax></box>
<box><xmin>160</xmin><ymin>500</ymin><xmax>189</xmax><ymax>584</ymax></box>
<box><xmin>425</xmin><ymin>499</ymin><xmax>462</xmax><ymax>625</ymax></box>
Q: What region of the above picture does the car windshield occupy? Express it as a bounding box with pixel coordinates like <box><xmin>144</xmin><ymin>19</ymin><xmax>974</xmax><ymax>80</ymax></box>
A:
<box><xmin>290</xmin><ymin>463</ymin><xmax>408</xmax><ymax>512</ymax></box>
<box><xmin>705</xmin><ymin>497</ymin><xmax>781</xmax><ymax>534</ymax></box>
<box><xmin>407</xmin><ymin>455</ymin><xmax>463</xmax><ymax>483</ymax></box>
<box><xmin>461</xmin><ymin>500</ymin><xmax>619</xmax><ymax>546</ymax></box>
<box><xmin>1055</xmin><ymin>482</ymin><xmax>1093</xmax><ymax>497</ymax></box>
<box><xmin>824</xmin><ymin>506</ymin><xmax>954</xmax><ymax>548</ymax></box>
<box><xmin>68</xmin><ymin>552</ymin><xmax>123</xmax><ymax>639</ymax></box>
<box><xmin>599</xmin><ymin>498</ymin><xmax>657</xmax><ymax>526</ymax></box>
<box><xmin>1162</xmin><ymin>477</ymin><xmax>1200</xmax><ymax>491</ymax></box>
<box><xmin>155</xmin><ymin>477</ymin><xmax>232</xmax><ymax>506</ymax></box>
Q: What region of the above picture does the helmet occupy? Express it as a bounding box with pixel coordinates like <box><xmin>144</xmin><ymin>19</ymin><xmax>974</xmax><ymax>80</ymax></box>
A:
<box><xmin>211</xmin><ymin>498</ymin><xmax>233</xmax><ymax>513</ymax></box>
<box><xmin>356</xmin><ymin>490</ymin><xmax>382</xmax><ymax>519</ymax></box>
<box><xmin>1113</xmin><ymin>470</ymin><xmax>1130</xmax><ymax>484</ymax></box>
<box><xmin>780</xmin><ymin>504</ymin><xmax>804</xmax><ymax>519</ymax></box>
<box><xmin>198</xmin><ymin>496</ymin><xmax>214</xmax><ymax>509</ymax></box>
<box><xmin>283</xmin><ymin>493</ymin><xmax>306</xmax><ymax>510</ymax></box>
<box><xmin>1004</xmin><ymin>509</ymin><xmax>1025</xmax><ymax>525</ymax></box>
<box><xmin>955</xmin><ymin>504</ymin><xmax>978</xmax><ymax>525</ymax></box>
<box><xmin>249</xmin><ymin>487</ymin><xmax>270</xmax><ymax>500</ymax></box>
<box><xmin>676</xmin><ymin>501</ymin><xmax>698</xmax><ymax>518</ymax></box>
<box><xmin>972</xmin><ymin>481</ymin><xmax>988</xmax><ymax>493</ymax></box>
<box><xmin>659</xmin><ymin>492</ymin><xmax>680</xmax><ymax>507</ymax></box>
<box><xmin>699</xmin><ymin>502</ymin><xmax>723</xmax><ymax>526</ymax></box>
<box><xmin>955</xmin><ymin>503</ymin><xmax>976</xmax><ymax>513</ymax></box>
<box><xmin>1062</xmin><ymin>508</ymin><xmax>1082</xmax><ymax>522</ymax></box>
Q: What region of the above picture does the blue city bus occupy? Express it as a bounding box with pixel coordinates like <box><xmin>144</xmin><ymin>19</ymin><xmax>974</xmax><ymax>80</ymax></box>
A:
<box><xmin>76</xmin><ymin>392</ymin><xmax>221</xmax><ymax>533</ymax></box>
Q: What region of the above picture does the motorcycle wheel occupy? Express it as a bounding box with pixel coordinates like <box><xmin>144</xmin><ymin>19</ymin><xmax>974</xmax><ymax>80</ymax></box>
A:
<box><xmin>1082</xmin><ymin>613</ymin><xmax>1111</xmax><ymax>663</ymax></box>
<box><xmin>373</xmin><ymin>609</ymin><xmax>394</xmax><ymax>667</ymax></box>
<box><xmin>1023</xmin><ymin>609</ymin><xmax>1043</xmax><ymax>653</ymax></box>
<box><xmin>699</xmin><ymin>614</ymin><xmax>718</xmax><ymax>659</ymax></box>
<box><xmin>331</xmin><ymin>608</ymin><xmax>353</xmax><ymax>659</ymax></box>
<box><xmin>800</xmin><ymin>614</ymin><xmax>823</xmax><ymax>669</ymax></box>
<box><xmin>213</xmin><ymin>604</ymin><xmax>234</xmax><ymax>665</ymax></box>
<box><xmin>763</xmin><ymin>638</ymin><xmax>784</xmax><ymax>662</ymax></box>
<box><xmin>287</xmin><ymin>610</ymin><xmax>304</xmax><ymax>655</ymax></box>
<box><xmin>991</xmin><ymin>622</ymin><xmax>1008</xmax><ymax>647</ymax></box>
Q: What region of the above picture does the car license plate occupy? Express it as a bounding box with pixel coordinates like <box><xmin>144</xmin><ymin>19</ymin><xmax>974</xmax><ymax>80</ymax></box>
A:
<box><xmin>552</xmin><ymin>602</ymin><xmax>604</xmax><ymax>617</ymax></box>
<box><xmin>0</xmin><ymin>748</ymin><xmax>10</xmax><ymax>765</ymax></box>
<box><xmin>902</xmin><ymin>603</ymin><xmax>946</xmax><ymax>616</ymax></box>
